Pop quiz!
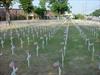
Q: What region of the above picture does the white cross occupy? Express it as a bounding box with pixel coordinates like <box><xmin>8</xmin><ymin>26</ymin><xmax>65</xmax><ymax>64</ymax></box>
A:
<box><xmin>88</xmin><ymin>42</ymin><xmax>93</xmax><ymax>51</ymax></box>
<box><xmin>92</xmin><ymin>45</ymin><xmax>95</xmax><ymax>61</ymax></box>
<box><xmin>85</xmin><ymin>38</ymin><xmax>89</xmax><ymax>45</ymax></box>
<box><xmin>11</xmin><ymin>66</ymin><xmax>18</xmax><ymax>75</ymax></box>
<box><xmin>62</xmin><ymin>51</ymin><xmax>64</xmax><ymax>68</ymax></box>
<box><xmin>63</xmin><ymin>46</ymin><xmax>66</xmax><ymax>56</ymax></box>
<box><xmin>45</xmin><ymin>36</ymin><xmax>48</xmax><ymax>45</ymax></box>
<box><xmin>10</xmin><ymin>36</ymin><xmax>13</xmax><ymax>43</ymax></box>
<box><xmin>0</xmin><ymin>52</ymin><xmax>3</xmax><ymax>56</ymax></box>
<box><xmin>1</xmin><ymin>39</ymin><xmax>4</xmax><ymax>48</ymax></box>
<box><xmin>58</xmin><ymin>66</ymin><xmax>61</xmax><ymax>75</ymax></box>
<box><xmin>9</xmin><ymin>61</ymin><xmax>18</xmax><ymax>75</ymax></box>
<box><xmin>36</xmin><ymin>45</ymin><xmax>39</xmax><ymax>56</ymax></box>
<box><xmin>20</xmin><ymin>38</ymin><xmax>23</xmax><ymax>48</ymax></box>
<box><xmin>11</xmin><ymin>45</ymin><xmax>15</xmax><ymax>55</ymax></box>
<box><xmin>26</xmin><ymin>52</ymin><xmax>31</xmax><ymax>68</ymax></box>
<box><xmin>42</xmin><ymin>39</ymin><xmax>45</xmax><ymax>49</ymax></box>
<box><xmin>27</xmin><ymin>37</ymin><xmax>30</xmax><ymax>45</ymax></box>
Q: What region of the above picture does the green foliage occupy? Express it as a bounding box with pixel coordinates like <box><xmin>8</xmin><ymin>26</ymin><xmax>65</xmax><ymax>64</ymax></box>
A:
<box><xmin>74</xmin><ymin>14</ymin><xmax>85</xmax><ymax>20</ymax></box>
<box><xmin>19</xmin><ymin>0</ymin><xmax>33</xmax><ymax>14</ymax></box>
<box><xmin>34</xmin><ymin>7</ymin><xmax>46</xmax><ymax>19</ymax></box>
<box><xmin>90</xmin><ymin>9</ymin><xmax>100</xmax><ymax>16</ymax></box>
<box><xmin>39</xmin><ymin>0</ymin><xmax>46</xmax><ymax>9</ymax></box>
<box><xmin>0</xmin><ymin>0</ymin><xmax>13</xmax><ymax>8</ymax></box>
<box><xmin>48</xmin><ymin>0</ymin><xmax>70</xmax><ymax>14</ymax></box>
<box><xmin>48</xmin><ymin>0</ymin><xmax>56</xmax><ymax>4</ymax></box>
<box><xmin>34</xmin><ymin>0</ymin><xmax>47</xmax><ymax>19</ymax></box>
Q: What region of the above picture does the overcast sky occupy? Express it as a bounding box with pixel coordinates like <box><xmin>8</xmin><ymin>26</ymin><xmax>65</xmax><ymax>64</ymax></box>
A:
<box><xmin>12</xmin><ymin>0</ymin><xmax>100</xmax><ymax>14</ymax></box>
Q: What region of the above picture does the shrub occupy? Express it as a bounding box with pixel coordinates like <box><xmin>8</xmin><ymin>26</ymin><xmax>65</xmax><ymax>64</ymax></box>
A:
<box><xmin>74</xmin><ymin>14</ymin><xmax>85</xmax><ymax>20</ymax></box>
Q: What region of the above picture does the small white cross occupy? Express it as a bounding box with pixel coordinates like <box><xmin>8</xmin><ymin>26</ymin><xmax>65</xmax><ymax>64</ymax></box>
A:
<box><xmin>11</xmin><ymin>66</ymin><xmax>18</xmax><ymax>75</ymax></box>
<box><xmin>58</xmin><ymin>66</ymin><xmax>61</xmax><ymax>75</ymax></box>
<box><xmin>11</xmin><ymin>45</ymin><xmax>15</xmax><ymax>55</ymax></box>
<box><xmin>26</xmin><ymin>52</ymin><xmax>31</xmax><ymax>68</ymax></box>
<box><xmin>27</xmin><ymin>37</ymin><xmax>30</xmax><ymax>45</ymax></box>
<box><xmin>36</xmin><ymin>45</ymin><xmax>39</xmax><ymax>56</ymax></box>
<box><xmin>1</xmin><ymin>39</ymin><xmax>4</xmax><ymax>48</ymax></box>
<box><xmin>20</xmin><ymin>38</ymin><xmax>23</xmax><ymax>48</ymax></box>
<box><xmin>92</xmin><ymin>45</ymin><xmax>95</xmax><ymax>61</ymax></box>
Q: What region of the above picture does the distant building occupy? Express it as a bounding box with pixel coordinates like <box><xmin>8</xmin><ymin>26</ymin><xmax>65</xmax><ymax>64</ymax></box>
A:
<box><xmin>0</xmin><ymin>8</ymin><xmax>62</xmax><ymax>21</ymax></box>
<box><xmin>28</xmin><ymin>12</ymin><xmax>39</xmax><ymax>20</ymax></box>
<box><xmin>0</xmin><ymin>8</ymin><xmax>26</xmax><ymax>21</ymax></box>
<box><xmin>45</xmin><ymin>10</ymin><xmax>57</xmax><ymax>19</ymax></box>
<box><xmin>86</xmin><ymin>16</ymin><xmax>100</xmax><ymax>22</ymax></box>
<box><xmin>10</xmin><ymin>9</ymin><xmax>26</xmax><ymax>20</ymax></box>
<box><xmin>0</xmin><ymin>8</ymin><xmax>6</xmax><ymax>21</ymax></box>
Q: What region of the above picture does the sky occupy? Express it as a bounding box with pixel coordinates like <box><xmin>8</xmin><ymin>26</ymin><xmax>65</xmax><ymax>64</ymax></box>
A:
<box><xmin>13</xmin><ymin>0</ymin><xmax>100</xmax><ymax>14</ymax></box>
<box><xmin>69</xmin><ymin>0</ymin><xmax>100</xmax><ymax>14</ymax></box>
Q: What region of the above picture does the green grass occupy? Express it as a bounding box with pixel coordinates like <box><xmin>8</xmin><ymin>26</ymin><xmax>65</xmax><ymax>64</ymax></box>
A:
<box><xmin>0</xmin><ymin>24</ymin><xmax>100</xmax><ymax>75</ymax></box>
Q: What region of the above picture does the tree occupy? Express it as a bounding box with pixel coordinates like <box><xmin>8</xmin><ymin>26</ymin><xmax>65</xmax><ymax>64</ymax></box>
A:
<box><xmin>0</xmin><ymin>0</ymin><xmax>13</xmax><ymax>24</ymax></box>
<box><xmin>19</xmin><ymin>0</ymin><xmax>34</xmax><ymax>20</ymax></box>
<box><xmin>47</xmin><ymin>0</ymin><xmax>56</xmax><ymax>4</ymax></box>
<box><xmin>33</xmin><ymin>0</ymin><xmax>46</xmax><ymax>19</ymax></box>
<box><xmin>39</xmin><ymin>0</ymin><xmax>46</xmax><ymax>9</ymax></box>
<box><xmin>90</xmin><ymin>9</ymin><xmax>100</xmax><ymax>17</ymax></box>
<box><xmin>48</xmin><ymin>0</ymin><xmax>70</xmax><ymax>15</ymax></box>
<box><xmin>34</xmin><ymin>7</ymin><xmax>46</xmax><ymax>19</ymax></box>
<box><xmin>74</xmin><ymin>14</ymin><xmax>85</xmax><ymax>20</ymax></box>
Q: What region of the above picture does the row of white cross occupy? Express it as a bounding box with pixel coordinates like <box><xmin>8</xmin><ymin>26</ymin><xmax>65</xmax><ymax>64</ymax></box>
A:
<box><xmin>82</xmin><ymin>26</ymin><xmax>99</xmax><ymax>39</ymax></box>
<box><xmin>75</xmin><ymin>25</ymin><xmax>95</xmax><ymax>61</ymax></box>
<box><xmin>0</xmin><ymin>25</ymin><xmax>61</xmax><ymax>75</ymax></box>
<box><xmin>58</xmin><ymin>25</ymin><xmax>69</xmax><ymax>75</ymax></box>
<box><xmin>0</xmin><ymin>23</ymin><xmax>98</xmax><ymax>75</ymax></box>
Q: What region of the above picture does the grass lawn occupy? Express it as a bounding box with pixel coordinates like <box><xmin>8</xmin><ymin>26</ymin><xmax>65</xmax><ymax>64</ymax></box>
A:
<box><xmin>0</xmin><ymin>22</ymin><xmax>100</xmax><ymax>75</ymax></box>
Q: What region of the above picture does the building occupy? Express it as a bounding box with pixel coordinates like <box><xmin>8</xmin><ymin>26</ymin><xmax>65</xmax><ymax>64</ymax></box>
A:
<box><xmin>0</xmin><ymin>8</ymin><xmax>6</xmax><ymax>21</ymax></box>
<box><xmin>0</xmin><ymin>8</ymin><xmax>26</xmax><ymax>21</ymax></box>
<box><xmin>0</xmin><ymin>8</ymin><xmax>60</xmax><ymax>21</ymax></box>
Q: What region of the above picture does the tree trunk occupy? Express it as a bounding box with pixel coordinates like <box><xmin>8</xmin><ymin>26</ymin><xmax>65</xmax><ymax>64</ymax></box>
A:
<box><xmin>26</xmin><ymin>13</ymin><xmax>29</xmax><ymax>20</ymax></box>
<box><xmin>26</xmin><ymin>14</ymin><xmax>29</xmax><ymax>23</ymax></box>
<box><xmin>6</xmin><ymin>8</ymin><xmax>10</xmax><ymax>25</ymax></box>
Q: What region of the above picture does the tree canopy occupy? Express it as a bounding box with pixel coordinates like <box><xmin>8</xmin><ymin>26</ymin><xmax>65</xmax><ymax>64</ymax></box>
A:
<box><xmin>39</xmin><ymin>0</ymin><xmax>46</xmax><ymax>9</ymax></box>
<box><xmin>19</xmin><ymin>0</ymin><xmax>33</xmax><ymax>14</ymax></box>
<box><xmin>34</xmin><ymin>7</ymin><xmax>46</xmax><ymax>19</ymax></box>
<box><xmin>48</xmin><ymin>0</ymin><xmax>71</xmax><ymax>15</ymax></box>
<box><xmin>34</xmin><ymin>0</ymin><xmax>47</xmax><ymax>19</ymax></box>
<box><xmin>0</xmin><ymin>0</ymin><xmax>13</xmax><ymax>8</ymax></box>
<box><xmin>90</xmin><ymin>9</ymin><xmax>100</xmax><ymax>17</ymax></box>
<box><xmin>0</xmin><ymin>0</ymin><xmax>71</xmax><ymax>21</ymax></box>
